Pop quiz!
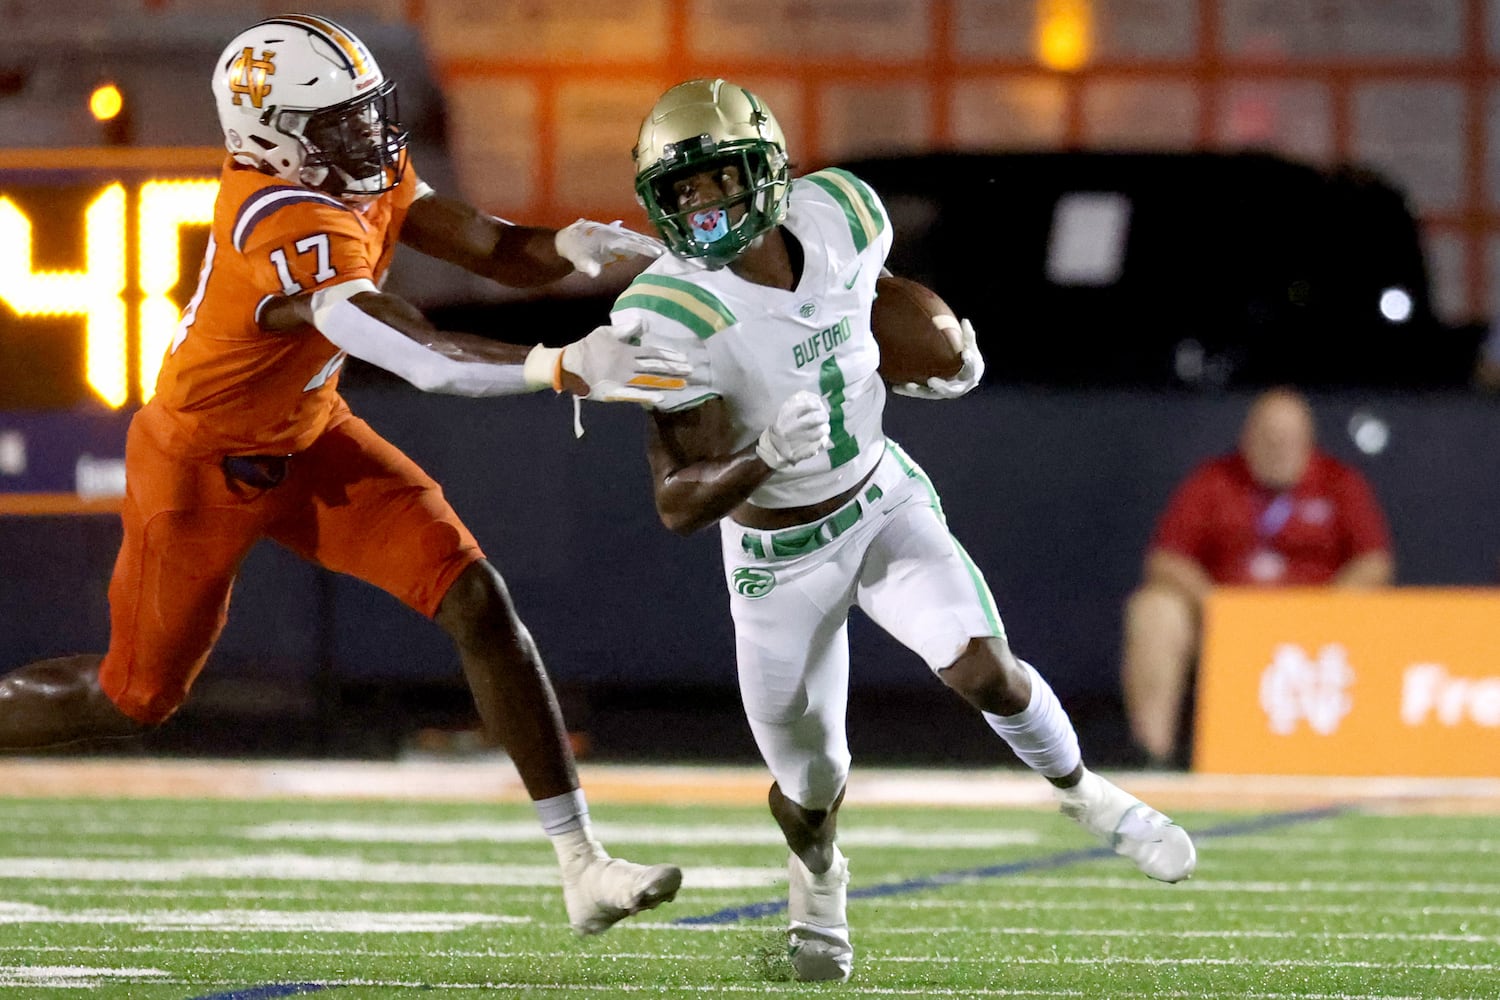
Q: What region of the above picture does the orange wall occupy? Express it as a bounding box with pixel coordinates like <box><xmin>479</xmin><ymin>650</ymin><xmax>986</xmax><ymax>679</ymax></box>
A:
<box><xmin>393</xmin><ymin>0</ymin><xmax>1498</xmax><ymax>325</ymax></box>
<box><xmin>1196</xmin><ymin>588</ymin><xmax>1500</xmax><ymax>777</ymax></box>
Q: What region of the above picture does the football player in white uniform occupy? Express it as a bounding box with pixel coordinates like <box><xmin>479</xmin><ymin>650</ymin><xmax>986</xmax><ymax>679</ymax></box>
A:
<box><xmin>612</xmin><ymin>79</ymin><xmax>1198</xmax><ymax>983</ymax></box>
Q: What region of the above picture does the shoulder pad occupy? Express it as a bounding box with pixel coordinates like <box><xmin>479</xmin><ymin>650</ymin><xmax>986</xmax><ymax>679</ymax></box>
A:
<box><xmin>612</xmin><ymin>272</ymin><xmax>738</xmax><ymax>341</ymax></box>
<box><xmin>800</xmin><ymin>168</ymin><xmax>888</xmax><ymax>253</ymax></box>
<box><xmin>232</xmin><ymin>184</ymin><xmax>352</xmax><ymax>253</ymax></box>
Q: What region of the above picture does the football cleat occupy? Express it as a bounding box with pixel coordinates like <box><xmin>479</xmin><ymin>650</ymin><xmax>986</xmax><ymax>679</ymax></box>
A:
<box><xmin>787</xmin><ymin>846</ymin><xmax>853</xmax><ymax>982</ymax></box>
<box><xmin>1056</xmin><ymin>769</ymin><xmax>1197</xmax><ymax>883</ymax></box>
<box><xmin>559</xmin><ymin>843</ymin><xmax>682</xmax><ymax>936</ymax></box>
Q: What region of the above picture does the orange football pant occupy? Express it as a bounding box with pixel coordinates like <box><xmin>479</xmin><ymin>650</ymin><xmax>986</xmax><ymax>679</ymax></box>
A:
<box><xmin>99</xmin><ymin>401</ymin><xmax>483</xmax><ymax>724</ymax></box>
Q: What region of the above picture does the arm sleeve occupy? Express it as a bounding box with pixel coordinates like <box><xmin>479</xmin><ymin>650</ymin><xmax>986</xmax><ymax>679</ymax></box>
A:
<box><xmin>309</xmin><ymin>283</ymin><xmax>530</xmax><ymax>397</ymax></box>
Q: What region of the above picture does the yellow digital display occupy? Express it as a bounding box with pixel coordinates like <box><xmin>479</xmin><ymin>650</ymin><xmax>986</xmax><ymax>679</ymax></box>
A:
<box><xmin>137</xmin><ymin>179</ymin><xmax>219</xmax><ymax>403</ymax></box>
<box><xmin>0</xmin><ymin>147</ymin><xmax>223</xmax><ymax>410</ymax></box>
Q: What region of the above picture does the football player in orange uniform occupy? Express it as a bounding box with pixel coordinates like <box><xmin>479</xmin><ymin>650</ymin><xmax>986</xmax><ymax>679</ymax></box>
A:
<box><xmin>0</xmin><ymin>14</ymin><xmax>686</xmax><ymax>935</ymax></box>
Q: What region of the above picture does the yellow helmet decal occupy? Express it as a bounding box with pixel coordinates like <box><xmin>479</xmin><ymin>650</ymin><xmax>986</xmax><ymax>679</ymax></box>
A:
<box><xmin>227</xmin><ymin>47</ymin><xmax>277</xmax><ymax>109</ymax></box>
<box><xmin>264</xmin><ymin>14</ymin><xmax>371</xmax><ymax>78</ymax></box>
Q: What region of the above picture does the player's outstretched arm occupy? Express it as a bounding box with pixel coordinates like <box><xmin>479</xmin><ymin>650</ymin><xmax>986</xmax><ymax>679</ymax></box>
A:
<box><xmin>528</xmin><ymin>321</ymin><xmax>688</xmax><ymax>404</ymax></box>
<box><xmin>399</xmin><ymin>193</ymin><xmax>661</xmax><ymax>286</ymax></box>
<box><xmin>261</xmin><ymin>284</ymin><xmax>688</xmax><ymax>403</ymax></box>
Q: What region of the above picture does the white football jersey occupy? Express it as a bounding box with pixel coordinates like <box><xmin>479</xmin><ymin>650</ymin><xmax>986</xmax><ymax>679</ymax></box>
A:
<box><xmin>613</xmin><ymin>168</ymin><xmax>895</xmax><ymax>509</ymax></box>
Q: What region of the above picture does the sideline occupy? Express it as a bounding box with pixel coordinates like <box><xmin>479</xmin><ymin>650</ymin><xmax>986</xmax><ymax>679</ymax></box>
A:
<box><xmin>0</xmin><ymin>759</ymin><xmax>1495</xmax><ymax>813</ymax></box>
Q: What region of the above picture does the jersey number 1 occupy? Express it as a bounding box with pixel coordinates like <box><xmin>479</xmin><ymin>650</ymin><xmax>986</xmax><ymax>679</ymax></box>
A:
<box><xmin>819</xmin><ymin>357</ymin><xmax>858</xmax><ymax>468</ymax></box>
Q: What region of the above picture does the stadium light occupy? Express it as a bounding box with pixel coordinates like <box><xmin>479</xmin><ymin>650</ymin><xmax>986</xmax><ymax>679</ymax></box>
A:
<box><xmin>89</xmin><ymin>81</ymin><xmax>133</xmax><ymax>145</ymax></box>
<box><xmin>1378</xmin><ymin>287</ymin><xmax>1413</xmax><ymax>323</ymax></box>
<box><xmin>89</xmin><ymin>82</ymin><xmax>123</xmax><ymax>122</ymax></box>
<box><xmin>1036</xmin><ymin>0</ymin><xmax>1093</xmax><ymax>72</ymax></box>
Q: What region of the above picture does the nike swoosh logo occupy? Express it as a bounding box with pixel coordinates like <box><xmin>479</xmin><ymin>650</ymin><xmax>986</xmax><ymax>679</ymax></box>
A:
<box><xmin>843</xmin><ymin>267</ymin><xmax>861</xmax><ymax>290</ymax></box>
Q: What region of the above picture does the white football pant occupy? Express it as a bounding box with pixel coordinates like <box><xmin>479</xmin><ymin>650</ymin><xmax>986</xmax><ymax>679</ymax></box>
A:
<box><xmin>720</xmin><ymin>441</ymin><xmax>1005</xmax><ymax>811</ymax></box>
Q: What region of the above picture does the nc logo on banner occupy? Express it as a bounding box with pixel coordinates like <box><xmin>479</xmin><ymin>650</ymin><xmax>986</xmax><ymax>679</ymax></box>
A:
<box><xmin>1259</xmin><ymin>643</ymin><xmax>1355</xmax><ymax>735</ymax></box>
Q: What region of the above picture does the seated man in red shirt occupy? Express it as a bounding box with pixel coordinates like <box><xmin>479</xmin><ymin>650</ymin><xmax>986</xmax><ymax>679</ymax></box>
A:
<box><xmin>1120</xmin><ymin>387</ymin><xmax>1394</xmax><ymax>767</ymax></box>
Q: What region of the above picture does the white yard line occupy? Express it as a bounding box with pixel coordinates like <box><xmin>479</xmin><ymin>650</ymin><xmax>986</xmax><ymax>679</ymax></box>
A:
<box><xmin>626</xmin><ymin>922</ymin><xmax>1500</xmax><ymax>942</ymax></box>
<box><xmin>0</xmin><ymin>979</ymin><xmax>1436</xmax><ymax>1000</ymax></box>
<box><xmin>238</xmin><ymin>819</ymin><xmax>1042</xmax><ymax>848</ymax></box>
<box><xmin>1197</xmin><ymin>837</ymin><xmax>1500</xmax><ymax>854</ymax></box>
<box><xmin>969</xmin><ymin>875</ymin><xmax>1500</xmax><ymax>894</ymax></box>
<box><xmin>0</xmin><ymin>901</ymin><xmax>526</xmax><ymax>933</ymax></box>
<box><xmin>0</xmin><ymin>965</ymin><xmax>169</xmax><ymax>987</ymax></box>
<box><xmin>0</xmin><ymin>945</ymin><xmax>1491</xmax><ymax>973</ymax></box>
<box><xmin>889</xmin><ymin>897</ymin><xmax>1500</xmax><ymax>917</ymax></box>
<box><xmin>0</xmin><ymin>856</ymin><xmax>782</xmax><ymax>888</ymax></box>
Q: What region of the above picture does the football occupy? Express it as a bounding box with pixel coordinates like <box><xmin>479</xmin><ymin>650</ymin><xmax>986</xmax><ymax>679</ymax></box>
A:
<box><xmin>870</xmin><ymin>276</ymin><xmax>964</xmax><ymax>384</ymax></box>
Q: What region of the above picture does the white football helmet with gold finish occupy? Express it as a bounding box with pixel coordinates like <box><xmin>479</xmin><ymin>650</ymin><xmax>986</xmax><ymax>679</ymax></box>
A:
<box><xmin>211</xmin><ymin>13</ymin><xmax>407</xmax><ymax>198</ymax></box>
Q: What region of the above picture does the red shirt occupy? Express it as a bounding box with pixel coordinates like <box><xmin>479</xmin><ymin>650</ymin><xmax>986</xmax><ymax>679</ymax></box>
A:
<box><xmin>1151</xmin><ymin>451</ymin><xmax>1391</xmax><ymax>585</ymax></box>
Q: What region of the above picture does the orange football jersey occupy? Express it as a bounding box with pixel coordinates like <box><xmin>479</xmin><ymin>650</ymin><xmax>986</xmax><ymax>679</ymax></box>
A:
<box><xmin>148</xmin><ymin>155</ymin><xmax>422</xmax><ymax>456</ymax></box>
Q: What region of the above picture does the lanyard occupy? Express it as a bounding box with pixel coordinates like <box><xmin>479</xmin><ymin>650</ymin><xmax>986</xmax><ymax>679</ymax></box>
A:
<box><xmin>1256</xmin><ymin>492</ymin><xmax>1294</xmax><ymax>542</ymax></box>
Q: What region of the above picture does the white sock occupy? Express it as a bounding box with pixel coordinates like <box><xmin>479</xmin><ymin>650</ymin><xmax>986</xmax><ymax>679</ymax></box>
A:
<box><xmin>535</xmin><ymin>788</ymin><xmax>589</xmax><ymax>836</ymax></box>
<box><xmin>981</xmin><ymin>660</ymin><xmax>1082</xmax><ymax>780</ymax></box>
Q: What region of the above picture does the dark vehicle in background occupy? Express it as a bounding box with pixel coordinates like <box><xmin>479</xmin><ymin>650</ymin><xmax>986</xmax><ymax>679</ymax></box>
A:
<box><xmin>838</xmin><ymin>151</ymin><xmax>1474</xmax><ymax>390</ymax></box>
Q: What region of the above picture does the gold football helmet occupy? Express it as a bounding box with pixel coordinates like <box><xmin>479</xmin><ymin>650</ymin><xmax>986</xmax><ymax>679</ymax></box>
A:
<box><xmin>633</xmin><ymin>79</ymin><xmax>789</xmax><ymax>267</ymax></box>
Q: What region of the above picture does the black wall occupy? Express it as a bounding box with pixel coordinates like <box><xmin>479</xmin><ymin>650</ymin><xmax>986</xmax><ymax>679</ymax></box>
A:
<box><xmin>3</xmin><ymin>385</ymin><xmax>1496</xmax><ymax>761</ymax></box>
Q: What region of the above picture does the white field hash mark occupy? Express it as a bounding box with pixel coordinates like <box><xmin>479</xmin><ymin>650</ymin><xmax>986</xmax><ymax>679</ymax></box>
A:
<box><xmin>0</xmin><ymin>855</ymin><xmax>780</xmax><ymax>888</ymax></box>
<box><xmin>0</xmin><ymin>965</ymin><xmax>169</xmax><ymax>987</ymax></box>
<box><xmin>0</xmin><ymin>901</ymin><xmax>525</xmax><ymax>933</ymax></box>
<box><xmin>240</xmin><ymin>819</ymin><xmax>1042</xmax><ymax>848</ymax></box>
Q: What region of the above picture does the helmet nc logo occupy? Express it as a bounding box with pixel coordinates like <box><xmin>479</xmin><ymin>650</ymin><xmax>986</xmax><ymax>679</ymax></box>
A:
<box><xmin>228</xmin><ymin>47</ymin><xmax>277</xmax><ymax>109</ymax></box>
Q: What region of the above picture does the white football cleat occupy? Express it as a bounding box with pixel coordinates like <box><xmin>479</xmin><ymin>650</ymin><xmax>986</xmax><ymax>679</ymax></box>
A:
<box><xmin>787</xmin><ymin>846</ymin><xmax>853</xmax><ymax>982</ymax></box>
<box><xmin>559</xmin><ymin>842</ymin><xmax>682</xmax><ymax>936</ymax></box>
<box><xmin>1056</xmin><ymin>769</ymin><xmax>1197</xmax><ymax>883</ymax></box>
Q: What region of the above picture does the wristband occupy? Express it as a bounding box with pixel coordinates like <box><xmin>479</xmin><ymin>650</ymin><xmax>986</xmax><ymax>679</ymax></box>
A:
<box><xmin>523</xmin><ymin>345</ymin><xmax>565</xmax><ymax>392</ymax></box>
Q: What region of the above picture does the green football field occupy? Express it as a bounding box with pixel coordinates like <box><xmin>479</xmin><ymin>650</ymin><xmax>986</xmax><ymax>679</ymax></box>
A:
<box><xmin>0</xmin><ymin>768</ymin><xmax>1494</xmax><ymax>999</ymax></box>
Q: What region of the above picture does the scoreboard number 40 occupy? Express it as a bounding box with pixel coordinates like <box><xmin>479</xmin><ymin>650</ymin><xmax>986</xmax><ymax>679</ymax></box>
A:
<box><xmin>0</xmin><ymin>178</ymin><xmax>217</xmax><ymax>408</ymax></box>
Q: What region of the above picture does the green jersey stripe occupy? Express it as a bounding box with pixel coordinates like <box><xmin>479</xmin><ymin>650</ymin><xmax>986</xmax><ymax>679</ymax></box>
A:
<box><xmin>614</xmin><ymin>282</ymin><xmax>735</xmax><ymax>340</ymax></box>
<box><xmin>805</xmin><ymin>169</ymin><xmax>885</xmax><ymax>252</ymax></box>
<box><xmin>631</xmin><ymin>275</ymin><xmax>736</xmax><ymax>328</ymax></box>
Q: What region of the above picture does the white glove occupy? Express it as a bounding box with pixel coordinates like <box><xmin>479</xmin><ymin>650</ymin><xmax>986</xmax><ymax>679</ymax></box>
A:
<box><xmin>554</xmin><ymin>219</ymin><xmax>665</xmax><ymax>277</ymax></box>
<box><xmin>524</xmin><ymin>321</ymin><xmax>689</xmax><ymax>405</ymax></box>
<box><xmin>891</xmin><ymin>317</ymin><xmax>985</xmax><ymax>399</ymax></box>
<box><xmin>756</xmin><ymin>391</ymin><xmax>833</xmax><ymax>471</ymax></box>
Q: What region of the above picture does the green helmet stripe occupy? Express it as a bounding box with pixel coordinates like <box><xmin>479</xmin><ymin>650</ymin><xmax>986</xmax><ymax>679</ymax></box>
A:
<box><xmin>614</xmin><ymin>275</ymin><xmax>737</xmax><ymax>340</ymax></box>
<box><xmin>805</xmin><ymin>168</ymin><xmax>885</xmax><ymax>252</ymax></box>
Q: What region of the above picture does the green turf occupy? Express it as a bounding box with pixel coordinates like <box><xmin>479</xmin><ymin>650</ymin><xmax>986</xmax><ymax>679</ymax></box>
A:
<box><xmin>0</xmin><ymin>794</ymin><xmax>1493</xmax><ymax>998</ymax></box>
